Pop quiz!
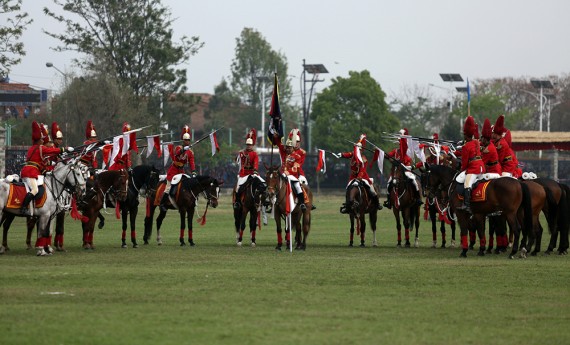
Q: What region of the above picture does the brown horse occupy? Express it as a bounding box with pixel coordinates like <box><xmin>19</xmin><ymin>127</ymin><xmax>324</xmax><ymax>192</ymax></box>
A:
<box><xmin>79</xmin><ymin>169</ymin><xmax>128</xmax><ymax>249</ymax></box>
<box><xmin>517</xmin><ymin>180</ymin><xmax>549</xmax><ymax>258</ymax></box>
<box><xmin>233</xmin><ymin>176</ymin><xmax>267</xmax><ymax>247</ymax></box>
<box><xmin>533</xmin><ymin>178</ymin><xmax>569</xmax><ymax>255</ymax></box>
<box><xmin>264</xmin><ymin>166</ymin><xmax>313</xmax><ymax>251</ymax></box>
<box><xmin>420</xmin><ymin>169</ymin><xmax>456</xmax><ymax>248</ymax></box>
<box><xmin>342</xmin><ymin>179</ymin><xmax>378</xmax><ymax>247</ymax></box>
<box><xmin>424</xmin><ymin>164</ymin><xmax>532</xmax><ymax>258</ymax></box>
<box><xmin>144</xmin><ymin>175</ymin><xmax>221</xmax><ymax>246</ymax></box>
<box><xmin>389</xmin><ymin>164</ymin><xmax>421</xmax><ymax>248</ymax></box>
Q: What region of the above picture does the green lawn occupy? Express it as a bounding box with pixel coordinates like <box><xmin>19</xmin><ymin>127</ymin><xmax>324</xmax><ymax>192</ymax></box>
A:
<box><xmin>1</xmin><ymin>193</ymin><xmax>569</xmax><ymax>345</ymax></box>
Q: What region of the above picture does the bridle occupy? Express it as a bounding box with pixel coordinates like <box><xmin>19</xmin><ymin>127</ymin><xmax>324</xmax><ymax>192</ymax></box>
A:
<box><xmin>188</xmin><ymin>177</ymin><xmax>220</xmax><ymax>206</ymax></box>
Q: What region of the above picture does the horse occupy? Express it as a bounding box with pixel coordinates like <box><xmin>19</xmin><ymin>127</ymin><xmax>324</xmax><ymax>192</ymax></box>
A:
<box><xmin>421</xmin><ymin>169</ymin><xmax>456</xmax><ymax>248</ymax></box>
<box><xmin>423</xmin><ymin>164</ymin><xmax>532</xmax><ymax>258</ymax></box>
<box><xmin>233</xmin><ymin>175</ymin><xmax>267</xmax><ymax>247</ymax></box>
<box><xmin>116</xmin><ymin>165</ymin><xmax>160</xmax><ymax>248</ymax></box>
<box><xmin>79</xmin><ymin>169</ymin><xmax>129</xmax><ymax>249</ymax></box>
<box><xmin>342</xmin><ymin>179</ymin><xmax>378</xmax><ymax>247</ymax></box>
<box><xmin>144</xmin><ymin>175</ymin><xmax>221</xmax><ymax>246</ymax></box>
<box><xmin>264</xmin><ymin>166</ymin><xmax>313</xmax><ymax>251</ymax></box>
<box><xmin>517</xmin><ymin>179</ymin><xmax>548</xmax><ymax>258</ymax></box>
<box><xmin>389</xmin><ymin>164</ymin><xmax>421</xmax><ymax>248</ymax></box>
<box><xmin>0</xmin><ymin>159</ymin><xmax>86</xmax><ymax>256</ymax></box>
<box><xmin>532</xmin><ymin>178</ymin><xmax>569</xmax><ymax>255</ymax></box>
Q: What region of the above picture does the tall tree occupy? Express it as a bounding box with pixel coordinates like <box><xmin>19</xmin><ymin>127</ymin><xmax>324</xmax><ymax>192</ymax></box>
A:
<box><xmin>230</xmin><ymin>27</ymin><xmax>291</xmax><ymax>110</ymax></box>
<box><xmin>0</xmin><ymin>0</ymin><xmax>32</xmax><ymax>77</ymax></box>
<box><xmin>311</xmin><ymin>70</ymin><xmax>399</xmax><ymax>153</ymax></box>
<box><xmin>43</xmin><ymin>0</ymin><xmax>203</xmax><ymax>97</ymax></box>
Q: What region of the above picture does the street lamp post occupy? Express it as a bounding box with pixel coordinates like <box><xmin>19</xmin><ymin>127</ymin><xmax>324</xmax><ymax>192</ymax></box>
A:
<box><xmin>256</xmin><ymin>75</ymin><xmax>271</xmax><ymax>148</ymax></box>
<box><xmin>438</xmin><ymin>73</ymin><xmax>464</xmax><ymax>112</ymax></box>
<box><xmin>302</xmin><ymin>59</ymin><xmax>328</xmax><ymax>152</ymax></box>
<box><xmin>530</xmin><ymin>79</ymin><xmax>554</xmax><ymax>132</ymax></box>
<box><xmin>46</xmin><ymin>62</ymin><xmax>68</xmax><ymax>146</ymax></box>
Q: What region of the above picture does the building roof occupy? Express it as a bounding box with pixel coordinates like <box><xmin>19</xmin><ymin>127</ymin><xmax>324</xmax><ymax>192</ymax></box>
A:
<box><xmin>510</xmin><ymin>131</ymin><xmax>570</xmax><ymax>151</ymax></box>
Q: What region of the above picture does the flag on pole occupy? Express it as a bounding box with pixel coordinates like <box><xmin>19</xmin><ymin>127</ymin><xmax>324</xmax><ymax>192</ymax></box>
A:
<box><xmin>101</xmin><ymin>144</ymin><xmax>113</xmax><ymax>170</ymax></box>
<box><xmin>285</xmin><ymin>179</ymin><xmax>295</xmax><ymax>215</ymax></box>
<box><xmin>163</xmin><ymin>143</ymin><xmax>173</xmax><ymax>167</ymax></box>
<box><xmin>108</xmin><ymin>135</ymin><xmax>122</xmax><ymax>168</ymax></box>
<box><xmin>353</xmin><ymin>145</ymin><xmax>363</xmax><ymax>166</ymax></box>
<box><xmin>316</xmin><ymin>149</ymin><xmax>326</xmax><ymax>173</ymax></box>
<box><xmin>267</xmin><ymin>73</ymin><xmax>284</xmax><ymax>145</ymax></box>
<box><xmin>146</xmin><ymin>135</ymin><xmax>162</xmax><ymax>158</ymax></box>
<box><xmin>209</xmin><ymin>132</ymin><xmax>220</xmax><ymax>156</ymax></box>
<box><xmin>372</xmin><ymin>148</ymin><xmax>385</xmax><ymax>174</ymax></box>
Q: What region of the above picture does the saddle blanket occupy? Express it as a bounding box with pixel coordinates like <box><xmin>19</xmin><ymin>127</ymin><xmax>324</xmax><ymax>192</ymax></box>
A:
<box><xmin>153</xmin><ymin>182</ymin><xmax>181</xmax><ymax>206</ymax></box>
<box><xmin>6</xmin><ymin>184</ymin><xmax>47</xmax><ymax>209</ymax></box>
<box><xmin>457</xmin><ymin>181</ymin><xmax>491</xmax><ymax>203</ymax></box>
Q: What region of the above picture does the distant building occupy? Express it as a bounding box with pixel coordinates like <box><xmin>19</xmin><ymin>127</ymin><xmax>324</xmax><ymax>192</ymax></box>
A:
<box><xmin>0</xmin><ymin>78</ymin><xmax>49</xmax><ymax>119</ymax></box>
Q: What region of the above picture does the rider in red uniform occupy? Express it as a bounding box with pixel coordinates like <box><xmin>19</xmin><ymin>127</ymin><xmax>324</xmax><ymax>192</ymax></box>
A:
<box><xmin>273</xmin><ymin>129</ymin><xmax>308</xmax><ymax>211</ymax></box>
<box><xmin>80</xmin><ymin>120</ymin><xmax>99</xmax><ymax>171</ymax></box>
<box><xmin>109</xmin><ymin>122</ymin><xmax>133</xmax><ymax>171</ymax></box>
<box><xmin>233</xmin><ymin>129</ymin><xmax>263</xmax><ymax>209</ymax></box>
<box><xmin>159</xmin><ymin>125</ymin><xmax>196</xmax><ymax>212</ymax></box>
<box><xmin>337</xmin><ymin>134</ymin><xmax>382</xmax><ymax>210</ymax></box>
<box><xmin>491</xmin><ymin>115</ymin><xmax>518</xmax><ymax>177</ymax></box>
<box><xmin>480</xmin><ymin>118</ymin><xmax>502</xmax><ymax>176</ymax></box>
<box><xmin>20</xmin><ymin>121</ymin><xmax>73</xmax><ymax>214</ymax></box>
<box><xmin>457</xmin><ymin>116</ymin><xmax>484</xmax><ymax>212</ymax></box>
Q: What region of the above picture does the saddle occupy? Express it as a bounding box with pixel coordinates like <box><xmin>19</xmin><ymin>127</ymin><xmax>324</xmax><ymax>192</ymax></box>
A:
<box><xmin>456</xmin><ymin>180</ymin><xmax>491</xmax><ymax>203</ymax></box>
<box><xmin>6</xmin><ymin>184</ymin><xmax>47</xmax><ymax>209</ymax></box>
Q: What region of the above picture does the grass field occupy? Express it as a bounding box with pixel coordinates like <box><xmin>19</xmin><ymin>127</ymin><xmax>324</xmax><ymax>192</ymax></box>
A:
<box><xmin>1</xmin><ymin>193</ymin><xmax>569</xmax><ymax>345</ymax></box>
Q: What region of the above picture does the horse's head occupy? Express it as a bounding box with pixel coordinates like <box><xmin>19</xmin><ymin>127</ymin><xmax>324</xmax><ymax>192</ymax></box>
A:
<box><xmin>55</xmin><ymin>159</ymin><xmax>87</xmax><ymax>199</ymax></box>
<box><xmin>251</xmin><ymin>175</ymin><xmax>268</xmax><ymax>205</ymax></box>
<box><xmin>345</xmin><ymin>179</ymin><xmax>362</xmax><ymax>213</ymax></box>
<box><xmin>264</xmin><ymin>164</ymin><xmax>281</xmax><ymax>204</ymax></box>
<box><xmin>423</xmin><ymin>164</ymin><xmax>454</xmax><ymax>201</ymax></box>
<box><xmin>147</xmin><ymin>166</ymin><xmax>161</xmax><ymax>193</ymax></box>
<box><xmin>192</xmin><ymin>175</ymin><xmax>221</xmax><ymax>208</ymax></box>
<box><xmin>113</xmin><ymin>169</ymin><xmax>129</xmax><ymax>202</ymax></box>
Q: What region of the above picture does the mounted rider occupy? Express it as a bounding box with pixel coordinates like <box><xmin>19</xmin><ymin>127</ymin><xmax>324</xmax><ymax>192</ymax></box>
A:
<box><xmin>480</xmin><ymin>118</ymin><xmax>502</xmax><ymax>176</ymax></box>
<box><xmin>20</xmin><ymin>121</ymin><xmax>74</xmax><ymax>214</ymax></box>
<box><xmin>109</xmin><ymin>122</ymin><xmax>133</xmax><ymax>171</ymax></box>
<box><xmin>337</xmin><ymin>134</ymin><xmax>382</xmax><ymax>210</ymax></box>
<box><xmin>159</xmin><ymin>125</ymin><xmax>196</xmax><ymax>212</ymax></box>
<box><xmin>491</xmin><ymin>115</ymin><xmax>519</xmax><ymax>177</ymax></box>
<box><xmin>457</xmin><ymin>116</ymin><xmax>484</xmax><ymax>212</ymax></box>
<box><xmin>383</xmin><ymin>128</ymin><xmax>422</xmax><ymax>209</ymax></box>
<box><xmin>233</xmin><ymin>128</ymin><xmax>265</xmax><ymax>209</ymax></box>
<box><xmin>80</xmin><ymin>120</ymin><xmax>99</xmax><ymax>173</ymax></box>
<box><xmin>272</xmin><ymin>128</ymin><xmax>308</xmax><ymax>211</ymax></box>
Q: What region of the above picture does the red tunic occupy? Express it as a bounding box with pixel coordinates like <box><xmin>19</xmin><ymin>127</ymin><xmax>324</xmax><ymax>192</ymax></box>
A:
<box><xmin>481</xmin><ymin>141</ymin><xmax>501</xmax><ymax>174</ymax></box>
<box><xmin>81</xmin><ymin>138</ymin><xmax>99</xmax><ymax>168</ymax></box>
<box><xmin>237</xmin><ymin>149</ymin><xmax>259</xmax><ymax>177</ymax></box>
<box><xmin>340</xmin><ymin>151</ymin><xmax>371</xmax><ymax>182</ymax></box>
<box><xmin>387</xmin><ymin>148</ymin><xmax>412</xmax><ymax>176</ymax></box>
<box><xmin>21</xmin><ymin>145</ymin><xmax>64</xmax><ymax>178</ymax></box>
<box><xmin>494</xmin><ymin>137</ymin><xmax>517</xmax><ymax>175</ymax></box>
<box><xmin>109</xmin><ymin>150</ymin><xmax>131</xmax><ymax>171</ymax></box>
<box><xmin>460</xmin><ymin>139</ymin><xmax>484</xmax><ymax>174</ymax></box>
<box><xmin>294</xmin><ymin>148</ymin><xmax>306</xmax><ymax>177</ymax></box>
<box><xmin>166</xmin><ymin>146</ymin><xmax>195</xmax><ymax>181</ymax></box>
<box><xmin>275</xmin><ymin>140</ymin><xmax>303</xmax><ymax>178</ymax></box>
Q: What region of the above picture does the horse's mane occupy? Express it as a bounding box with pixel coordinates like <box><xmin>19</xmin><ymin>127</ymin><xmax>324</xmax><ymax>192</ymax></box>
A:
<box><xmin>428</xmin><ymin>164</ymin><xmax>456</xmax><ymax>185</ymax></box>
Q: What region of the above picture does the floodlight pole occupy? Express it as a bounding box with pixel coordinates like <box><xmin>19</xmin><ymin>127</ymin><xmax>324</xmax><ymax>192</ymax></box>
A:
<box><xmin>256</xmin><ymin>76</ymin><xmax>271</xmax><ymax>148</ymax></box>
<box><xmin>46</xmin><ymin>62</ymin><xmax>69</xmax><ymax>146</ymax></box>
<box><xmin>302</xmin><ymin>59</ymin><xmax>327</xmax><ymax>152</ymax></box>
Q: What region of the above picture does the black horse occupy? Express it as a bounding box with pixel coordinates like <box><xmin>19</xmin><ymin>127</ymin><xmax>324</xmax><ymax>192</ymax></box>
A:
<box><xmin>117</xmin><ymin>165</ymin><xmax>160</xmax><ymax>248</ymax></box>
<box><xmin>144</xmin><ymin>175</ymin><xmax>221</xmax><ymax>246</ymax></box>
<box><xmin>342</xmin><ymin>179</ymin><xmax>379</xmax><ymax>247</ymax></box>
<box><xmin>233</xmin><ymin>176</ymin><xmax>267</xmax><ymax>247</ymax></box>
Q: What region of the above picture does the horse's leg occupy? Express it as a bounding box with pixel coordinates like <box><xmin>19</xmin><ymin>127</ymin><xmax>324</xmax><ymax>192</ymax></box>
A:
<box><xmin>35</xmin><ymin>216</ymin><xmax>51</xmax><ymax>256</ymax></box>
<box><xmin>475</xmin><ymin>216</ymin><xmax>486</xmax><ymax>256</ymax></box>
<box><xmin>403</xmin><ymin>209</ymin><xmax>411</xmax><ymax>248</ymax></box>
<box><xmin>486</xmin><ymin>217</ymin><xmax>495</xmax><ymax>254</ymax></box>
<box><xmin>507</xmin><ymin>213</ymin><xmax>520</xmax><ymax>259</ymax></box>
<box><xmin>394</xmin><ymin>209</ymin><xmax>402</xmax><ymax>247</ymax></box>
<box><xmin>26</xmin><ymin>216</ymin><xmax>36</xmax><ymax>250</ymax></box>
<box><xmin>359</xmin><ymin>213</ymin><xmax>366</xmax><ymax>247</ymax></box>
<box><xmin>143</xmin><ymin>200</ymin><xmax>155</xmax><ymax>245</ymax></box>
<box><xmin>121</xmin><ymin>207</ymin><xmax>129</xmax><ymax>248</ymax></box>
<box><xmin>301</xmin><ymin>210</ymin><xmax>311</xmax><ymax>250</ymax></box>
<box><xmin>274</xmin><ymin>209</ymin><xmax>283</xmax><ymax>250</ymax></box>
<box><xmin>440</xmin><ymin>220</ymin><xmax>447</xmax><ymax>248</ymax></box>
<box><xmin>457</xmin><ymin>214</ymin><xmax>470</xmax><ymax>257</ymax></box>
<box><xmin>249</xmin><ymin>210</ymin><xmax>257</xmax><ymax>247</ymax></box>
<box><xmin>235</xmin><ymin>208</ymin><xmax>243</xmax><ymax>246</ymax></box>
<box><xmin>187</xmin><ymin>208</ymin><xmax>195</xmax><ymax>246</ymax></box>
<box><xmin>54</xmin><ymin>212</ymin><xmax>66</xmax><ymax>251</ymax></box>
<box><xmin>1</xmin><ymin>213</ymin><xmax>16</xmax><ymax>252</ymax></box>
<box><xmin>370</xmin><ymin>210</ymin><xmax>378</xmax><ymax>247</ymax></box>
<box><xmin>130</xmin><ymin>204</ymin><xmax>139</xmax><ymax>248</ymax></box>
<box><xmin>179</xmin><ymin>209</ymin><xmax>187</xmax><ymax>247</ymax></box>
<box><xmin>155</xmin><ymin>209</ymin><xmax>169</xmax><ymax>245</ymax></box>
<box><xmin>451</xmin><ymin>220</ymin><xmax>457</xmax><ymax>247</ymax></box>
<box><xmin>429</xmin><ymin>204</ymin><xmax>437</xmax><ymax>247</ymax></box>
<box><xmin>97</xmin><ymin>212</ymin><xmax>105</xmax><ymax>229</ymax></box>
<box><xmin>414</xmin><ymin>206</ymin><xmax>420</xmax><ymax>247</ymax></box>
<box><xmin>532</xmin><ymin>222</ymin><xmax>544</xmax><ymax>256</ymax></box>
<box><xmin>349</xmin><ymin>214</ymin><xmax>355</xmax><ymax>247</ymax></box>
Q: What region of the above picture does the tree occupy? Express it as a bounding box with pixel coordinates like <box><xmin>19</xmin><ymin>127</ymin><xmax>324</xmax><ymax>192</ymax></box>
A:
<box><xmin>311</xmin><ymin>70</ymin><xmax>399</xmax><ymax>153</ymax></box>
<box><xmin>0</xmin><ymin>0</ymin><xmax>32</xmax><ymax>77</ymax></box>
<box><xmin>43</xmin><ymin>0</ymin><xmax>203</xmax><ymax>97</ymax></box>
<box><xmin>230</xmin><ymin>28</ymin><xmax>291</xmax><ymax>110</ymax></box>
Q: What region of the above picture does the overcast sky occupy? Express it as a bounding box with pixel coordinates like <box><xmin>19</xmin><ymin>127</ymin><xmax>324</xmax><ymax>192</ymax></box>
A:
<box><xmin>9</xmin><ymin>0</ymin><xmax>570</xmax><ymax>104</ymax></box>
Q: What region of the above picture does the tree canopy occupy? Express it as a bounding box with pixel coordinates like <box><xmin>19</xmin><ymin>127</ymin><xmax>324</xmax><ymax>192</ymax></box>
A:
<box><xmin>311</xmin><ymin>70</ymin><xmax>399</xmax><ymax>152</ymax></box>
<box><xmin>0</xmin><ymin>0</ymin><xmax>32</xmax><ymax>77</ymax></box>
<box><xmin>43</xmin><ymin>0</ymin><xmax>203</xmax><ymax>97</ymax></box>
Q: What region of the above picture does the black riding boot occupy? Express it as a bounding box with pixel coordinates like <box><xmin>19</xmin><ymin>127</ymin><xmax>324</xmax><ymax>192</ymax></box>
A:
<box><xmin>20</xmin><ymin>192</ymin><xmax>34</xmax><ymax>214</ymax></box>
<box><xmin>159</xmin><ymin>193</ymin><xmax>169</xmax><ymax>212</ymax></box>
<box><xmin>458</xmin><ymin>188</ymin><xmax>471</xmax><ymax>212</ymax></box>
<box><xmin>297</xmin><ymin>192</ymin><xmax>307</xmax><ymax>211</ymax></box>
<box><xmin>383</xmin><ymin>183</ymin><xmax>392</xmax><ymax>209</ymax></box>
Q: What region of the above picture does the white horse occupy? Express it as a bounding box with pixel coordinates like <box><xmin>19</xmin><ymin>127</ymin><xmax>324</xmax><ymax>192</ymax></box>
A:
<box><xmin>0</xmin><ymin>159</ymin><xmax>86</xmax><ymax>256</ymax></box>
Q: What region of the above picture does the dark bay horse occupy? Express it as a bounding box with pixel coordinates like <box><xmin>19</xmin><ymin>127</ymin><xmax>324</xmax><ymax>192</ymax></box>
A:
<box><xmin>421</xmin><ymin>169</ymin><xmax>456</xmax><ymax>248</ymax></box>
<box><xmin>79</xmin><ymin>169</ymin><xmax>128</xmax><ymax>249</ymax></box>
<box><xmin>264</xmin><ymin>166</ymin><xmax>313</xmax><ymax>251</ymax></box>
<box><xmin>389</xmin><ymin>165</ymin><xmax>421</xmax><ymax>248</ymax></box>
<box><xmin>118</xmin><ymin>165</ymin><xmax>160</xmax><ymax>248</ymax></box>
<box><xmin>144</xmin><ymin>175</ymin><xmax>221</xmax><ymax>246</ymax></box>
<box><xmin>518</xmin><ymin>179</ymin><xmax>548</xmax><ymax>258</ymax></box>
<box><xmin>233</xmin><ymin>176</ymin><xmax>267</xmax><ymax>247</ymax></box>
<box><xmin>424</xmin><ymin>164</ymin><xmax>531</xmax><ymax>258</ymax></box>
<box><xmin>342</xmin><ymin>179</ymin><xmax>378</xmax><ymax>247</ymax></box>
<box><xmin>533</xmin><ymin>178</ymin><xmax>569</xmax><ymax>255</ymax></box>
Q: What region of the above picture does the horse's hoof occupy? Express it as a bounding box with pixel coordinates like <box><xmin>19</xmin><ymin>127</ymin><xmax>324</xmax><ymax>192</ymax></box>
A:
<box><xmin>121</xmin><ymin>244</ymin><xmax>127</xmax><ymax>249</ymax></box>
<box><xmin>477</xmin><ymin>250</ymin><xmax>485</xmax><ymax>256</ymax></box>
<box><xmin>132</xmin><ymin>244</ymin><xmax>139</xmax><ymax>249</ymax></box>
<box><xmin>414</xmin><ymin>239</ymin><xmax>420</xmax><ymax>248</ymax></box>
<box><xmin>359</xmin><ymin>243</ymin><xmax>365</xmax><ymax>248</ymax></box>
<box><xmin>397</xmin><ymin>243</ymin><xmax>402</xmax><ymax>248</ymax></box>
<box><xmin>143</xmin><ymin>240</ymin><xmax>149</xmax><ymax>245</ymax></box>
<box><xmin>405</xmin><ymin>242</ymin><xmax>411</xmax><ymax>248</ymax></box>
<box><xmin>275</xmin><ymin>245</ymin><xmax>282</xmax><ymax>251</ymax></box>
<box><xmin>509</xmin><ymin>255</ymin><xmax>515</xmax><ymax>259</ymax></box>
<box><xmin>36</xmin><ymin>248</ymin><xmax>48</xmax><ymax>256</ymax></box>
<box><xmin>459</xmin><ymin>252</ymin><xmax>467</xmax><ymax>258</ymax></box>
<box><xmin>373</xmin><ymin>241</ymin><xmax>378</xmax><ymax>247</ymax></box>
<box><xmin>157</xmin><ymin>241</ymin><xmax>163</xmax><ymax>246</ymax></box>
<box><xmin>189</xmin><ymin>240</ymin><xmax>195</xmax><ymax>247</ymax></box>
<box><xmin>543</xmin><ymin>250</ymin><xmax>552</xmax><ymax>256</ymax></box>
<box><xmin>251</xmin><ymin>242</ymin><xmax>256</xmax><ymax>248</ymax></box>
<box><xmin>432</xmin><ymin>241</ymin><xmax>437</xmax><ymax>248</ymax></box>
<box><xmin>237</xmin><ymin>241</ymin><xmax>242</xmax><ymax>247</ymax></box>
<box><xmin>451</xmin><ymin>240</ymin><xmax>456</xmax><ymax>248</ymax></box>
<box><xmin>348</xmin><ymin>242</ymin><xmax>353</xmax><ymax>247</ymax></box>
<box><xmin>98</xmin><ymin>221</ymin><xmax>105</xmax><ymax>229</ymax></box>
<box><xmin>485</xmin><ymin>248</ymin><xmax>492</xmax><ymax>254</ymax></box>
<box><xmin>559</xmin><ymin>250</ymin><xmax>568</xmax><ymax>255</ymax></box>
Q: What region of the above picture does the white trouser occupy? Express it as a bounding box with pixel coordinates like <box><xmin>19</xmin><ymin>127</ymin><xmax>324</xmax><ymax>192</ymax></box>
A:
<box><xmin>23</xmin><ymin>177</ymin><xmax>38</xmax><ymax>195</ymax></box>
<box><xmin>164</xmin><ymin>180</ymin><xmax>172</xmax><ymax>194</ymax></box>
<box><xmin>285</xmin><ymin>175</ymin><xmax>303</xmax><ymax>194</ymax></box>
<box><xmin>501</xmin><ymin>172</ymin><xmax>513</xmax><ymax>177</ymax></box>
<box><xmin>464</xmin><ymin>173</ymin><xmax>479</xmax><ymax>189</ymax></box>
<box><xmin>404</xmin><ymin>171</ymin><xmax>420</xmax><ymax>192</ymax></box>
<box><xmin>360</xmin><ymin>178</ymin><xmax>377</xmax><ymax>196</ymax></box>
<box><xmin>299</xmin><ymin>175</ymin><xmax>308</xmax><ymax>185</ymax></box>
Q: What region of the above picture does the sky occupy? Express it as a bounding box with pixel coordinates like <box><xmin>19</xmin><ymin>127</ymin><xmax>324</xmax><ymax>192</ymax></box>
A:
<box><xmin>8</xmin><ymin>0</ymin><xmax>570</xmax><ymax>105</ymax></box>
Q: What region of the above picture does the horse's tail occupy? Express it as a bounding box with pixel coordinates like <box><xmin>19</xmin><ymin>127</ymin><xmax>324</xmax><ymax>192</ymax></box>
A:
<box><xmin>557</xmin><ymin>183</ymin><xmax>570</xmax><ymax>251</ymax></box>
<box><xmin>543</xmin><ymin>185</ymin><xmax>557</xmax><ymax>234</ymax></box>
<box><xmin>520</xmin><ymin>182</ymin><xmax>533</xmax><ymax>237</ymax></box>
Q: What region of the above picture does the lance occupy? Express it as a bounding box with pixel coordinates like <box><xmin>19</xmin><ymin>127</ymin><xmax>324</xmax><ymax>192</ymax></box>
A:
<box><xmin>381</xmin><ymin>132</ymin><xmax>456</xmax><ymax>145</ymax></box>
<box><xmin>315</xmin><ymin>148</ymin><xmax>341</xmax><ymax>158</ymax></box>
<box><xmin>365</xmin><ymin>138</ymin><xmax>421</xmax><ymax>177</ymax></box>
<box><xmin>161</xmin><ymin>127</ymin><xmax>225</xmax><ymax>147</ymax></box>
<box><xmin>343</xmin><ymin>139</ymin><xmax>376</xmax><ymax>154</ymax></box>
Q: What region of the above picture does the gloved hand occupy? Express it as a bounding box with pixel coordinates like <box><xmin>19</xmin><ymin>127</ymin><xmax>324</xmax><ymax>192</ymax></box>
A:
<box><xmin>67</xmin><ymin>147</ymin><xmax>74</xmax><ymax>152</ymax></box>
<box><xmin>191</xmin><ymin>171</ymin><xmax>197</xmax><ymax>178</ymax></box>
<box><xmin>184</xmin><ymin>146</ymin><xmax>190</xmax><ymax>151</ymax></box>
<box><xmin>332</xmin><ymin>152</ymin><xmax>341</xmax><ymax>158</ymax></box>
<box><xmin>104</xmin><ymin>140</ymin><xmax>112</xmax><ymax>145</ymax></box>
